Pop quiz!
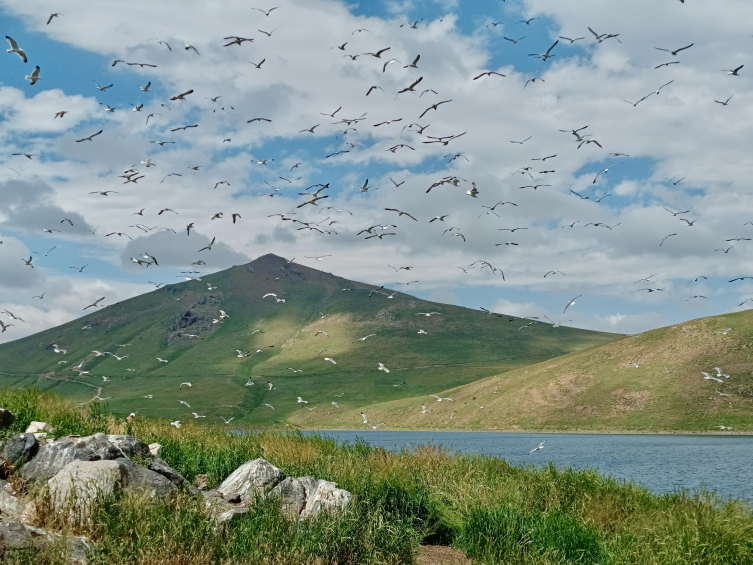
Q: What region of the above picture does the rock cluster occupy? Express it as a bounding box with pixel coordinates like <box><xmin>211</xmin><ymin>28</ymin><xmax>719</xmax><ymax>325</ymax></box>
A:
<box><xmin>204</xmin><ymin>458</ymin><xmax>352</xmax><ymax>523</ymax></box>
<box><xmin>0</xmin><ymin>411</ymin><xmax>352</xmax><ymax>564</ymax></box>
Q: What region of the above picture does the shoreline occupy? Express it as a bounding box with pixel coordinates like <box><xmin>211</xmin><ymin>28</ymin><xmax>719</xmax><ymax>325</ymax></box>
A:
<box><xmin>249</xmin><ymin>427</ymin><xmax>753</xmax><ymax>436</ymax></box>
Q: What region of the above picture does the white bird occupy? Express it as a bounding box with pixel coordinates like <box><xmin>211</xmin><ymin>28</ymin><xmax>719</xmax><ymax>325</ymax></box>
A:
<box><xmin>261</xmin><ymin>404</ymin><xmax>274</xmax><ymax>410</ymax></box>
<box><xmin>222</xmin><ymin>417</ymin><xmax>235</xmax><ymax>424</ymax></box>
<box><xmin>702</xmin><ymin>372</ymin><xmax>723</xmax><ymax>383</ymax></box>
<box><xmin>25</xmin><ymin>66</ymin><xmax>41</xmax><ymax>85</ymax></box>
<box><xmin>180</xmin><ymin>382</ymin><xmax>192</xmax><ymax>389</ymax></box>
<box><xmin>192</xmin><ymin>413</ymin><xmax>206</xmax><ymax>418</ymax></box>
<box><xmin>6</xmin><ymin>36</ymin><xmax>27</xmax><ymax>62</ymax></box>
<box><xmin>354</xmin><ymin>334</ymin><xmax>376</xmax><ymax>342</ymax></box>
<box><xmin>179</xmin><ymin>400</ymin><xmax>191</xmax><ymax>408</ymax></box>
<box><xmin>289</xmin><ymin>368</ymin><xmax>303</xmax><ymax>373</ymax></box>
<box><xmin>421</xmin><ymin>404</ymin><xmax>430</xmax><ymax>413</ymax></box>
<box><xmin>51</xmin><ymin>344</ymin><xmax>67</xmax><ymax>355</ymax></box>
<box><xmin>378</xmin><ymin>363</ymin><xmax>390</xmax><ymax>373</ymax></box>
<box><xmin>156</xmin><ymin>358</ymin><xmax>168</xmax><ymax>363</ymax></box>
<box><xmin>530</xmin><ymin>441</ymin><xmax>545</xmax><ymax>453</ymax></box>
<box><xmin>415</xmin><ymin>312</ymin><xmax>441</xmax><ymax>317</ymax></box>
<box><xmin>331</xmin><ymin>401</ymin><xmax>339</xmax><ymax>408</ymax></box>
<box><xmin>361</xmin><ymin>412</ymin><xmax>370</xmax><ymax>423</ymax></box>
<box><xmin>418</xmin><ymin>330</ymin><xmax>428</xmax><ymax>334</ymax></box>
<box><xmin>297</xmin><ymin>397</ymin><xmax>308</xmax><ymax>403</ymax></box>
<box><xmin>714</xmin><ymin>367</ymin><xmax>730</xmax><ymax>378</ymax></box>
<box><xmin>236</xmin><ymin>350</ymin><xmax>249</xmax><ymax>358</ymax></box>
<box><xmin>171</xmin><ymin>421</ymin><xmax>181</xmax><ymax>428</ymax></box>
<box><xmin>563</xmin><ymin>295</ymin><xmax>581</xmax><ymax>314</ymax></box>
<box><xmin>429</xmin><ymin>395</ymin><xmax>454</xmax><ymax>402</ymax></box>
<box><xmin>140</xmin><ymin>82</ymin><xmax>151</xmax><ymax>92</ymax></box>
<box><xmin>324</xmin><ymin>357</ymin><xmax>337</xmax><ymax>364</ymax></box>
<box><xmin>245</xmin><ymin>379</ymin><xmax>254</xmax><ymax>387</ymax></box>
<box><xmin>143</xmin><ymin>395</ymin><xmax>153</xmax><ymax>399</ymax></box>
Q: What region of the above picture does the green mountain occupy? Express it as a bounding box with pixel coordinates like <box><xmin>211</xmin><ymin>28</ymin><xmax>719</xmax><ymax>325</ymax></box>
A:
<box><xmin>0</xmin><ymin>254</ymin><xmax>618</xmax><ymax>427</ymax></box>
<box><xmin>318</xmin><ymin>310</ymin><xmax>753</xmax><ymax>432</ymax></box>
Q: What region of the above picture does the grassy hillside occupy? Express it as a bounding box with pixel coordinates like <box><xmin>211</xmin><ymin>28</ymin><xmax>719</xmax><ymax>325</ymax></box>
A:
<box><xmin>309</xmin><ymin>310</ymin><xmax>753</xmax><ymax>432</ymax></box>
<box><xmin>0</xmin><ymin>254</ymin><xmax>617</xmax><ymax>427</ymax></box>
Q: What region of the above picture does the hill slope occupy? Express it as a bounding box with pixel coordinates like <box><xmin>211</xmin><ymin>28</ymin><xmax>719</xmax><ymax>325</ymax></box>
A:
<box><xmin>309</xmin><ymin>310</ymin><xmax>753</xmax><ymax>431</ymax></box>
<box><xmin>0</xmin><ymin>254</ymin><xmax>617</xmax><ymax>426</ymax></box>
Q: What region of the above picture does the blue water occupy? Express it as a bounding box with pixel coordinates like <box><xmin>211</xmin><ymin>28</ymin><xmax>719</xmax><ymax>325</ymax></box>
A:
<box><xmin>309</xmin><ymin>431</ymin><xmax>753</xmax><ymax>502</ymax></box>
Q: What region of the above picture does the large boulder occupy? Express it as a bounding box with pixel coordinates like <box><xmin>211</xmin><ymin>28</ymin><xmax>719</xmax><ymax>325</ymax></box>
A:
<box><xmin>22</xmin><ymin>434</ymin><xmax>150</xmax><ymax>482</ymax></box>
<box><xmin>0</xmin><ymin>409</ymin><xmax>14</xmax><ymax>430</ymax></box>
<box><xmin>3</xmin><ymin>433</ymin><xmax>39</xmax><ymax>468</ymax></box>
<box><xmin>270</xmin><ymin>476</ymin><xmax>317</xmax><ymax>519</ymax></box>
<box><xmin>46</xmin><ymin>459</ymin><xmax>176</xmax><ymax>521</ymax></box>
<box><xmin>217</xmin><ymin>458</ymin><xmax>285</xmax><ymax>504</ymax></box>
<box><xmin>0</xmin><ymin>519</ymin><xmax>90</xmax><ymax>564</ymax></box>
<box><xmin>300</xmin><ymin>480</ymin><xmax>352</xmax><ymax>519</ymax></box>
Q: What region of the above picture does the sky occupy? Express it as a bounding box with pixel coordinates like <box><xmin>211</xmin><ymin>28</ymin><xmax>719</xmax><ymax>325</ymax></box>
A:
<box><xmin>1</xmin><ymin>0</ymin><xmax>753</xmax><ymax>342</ymax></box>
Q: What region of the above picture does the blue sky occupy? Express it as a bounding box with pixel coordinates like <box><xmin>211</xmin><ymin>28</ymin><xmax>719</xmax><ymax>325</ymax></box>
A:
<box><xmin>1</xmin><ymin>0</ymin><xmax>753</xmax><ymax>341</ymax></box>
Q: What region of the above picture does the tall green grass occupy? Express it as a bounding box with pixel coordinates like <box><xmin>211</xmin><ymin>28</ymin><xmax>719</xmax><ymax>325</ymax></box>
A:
<box><xmin>2</xmin><ymin>387</ymin><xmax>753</xmax><ymax>565</ymax></box>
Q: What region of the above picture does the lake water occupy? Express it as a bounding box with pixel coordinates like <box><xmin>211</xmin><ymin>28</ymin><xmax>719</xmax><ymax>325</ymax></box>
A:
<box><xmin>309</xmin><ymin>431</ymin><xmax>753</xmax><ymax>502</ymax></box>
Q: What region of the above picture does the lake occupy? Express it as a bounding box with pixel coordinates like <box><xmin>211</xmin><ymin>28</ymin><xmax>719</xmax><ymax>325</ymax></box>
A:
<box><xmin>308</xmin><ymin>431</ymin><xmax>753</xmax><ymax>502</ymax></box>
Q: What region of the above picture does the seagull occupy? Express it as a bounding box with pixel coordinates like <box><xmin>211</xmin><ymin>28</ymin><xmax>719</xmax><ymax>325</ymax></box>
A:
<box><xmin>378</xmin><ymin>363</ymin><xmax>390</xmax><ymax>373</ymax></box>
<box><xmin>429</xmin><ymin>395</ymin><xmax>453</xmax><ymax>402</ymax></box>
<box><xmin>421</xmin><ymin>404</ymin><xmax>430</xmax><ymax>413</ymax></box>
<box><xmin>528</xmin><ymin>40</ymin><xmax>558</xmax><ymax>61</ymax></box>
<box><xmin>180</xmin><ymin>382</ymin><xmax>192</xmax><ymax>389</ymax></box>
<box><xmin>723</xmin><ymin>65</ymin><xmax>744</xmax><ymax>76</ymax></box>
<box><xmin>324</xmin><ymin>357</ymin><xmax>337</xmax><ymax>364</ymax></box>
<box><xmin>170</xmin><ymin>90</ymin><xmax>194</xmax><ymax>101</ymax></box>
<box><xmin>252</xmin><ymin>6</ymin><xmax>280</xmax><ymax>16</ymax></box>
<box><xmin>702</xmin><ymin>372</ymin><xmax>723</xmax><ymax>383</ymax></box>
<box><xmin>473</xmin><ymin>71</ymin><xmax>506</xmax><ymax>80</ymax></box>
<box><xmin>222</xmin><ymin>417</ymin><xmax>235</xmax><ymax>424</ymax></box>
<box><xmin>297</xmin><ymin>397</ymin><xmax>308</xmax><ymax>404</ymax></box>
<box><xmin>529</xmin><ymin>441</ymin><xmax>545</xmax><ymax>453</ymax></box>
<box><xmin>25</xmin><ymin>66</ymin><xmax>41</xmax><ymax>85</ymax></box>
<box><xmin>6</xmin><ymin>36</ymin><xmax>27</xmax><ymax>62</ymax></box>
<box><xmin>156</xmin><ymin>358</ymin><xmax>169</xmax><ymax>363</ymax></box>
<box><xmin>563</xmin><ymin>295</ymin><xmax>581</xmax><ymax>314</ymax></box>
<box><xmin>416</xmin><ymin>312</ymin><xmax>441</xmax><ymax>317</ymax></box>
<box><xmin>655</xmin><ymin>43</ymin><xmax>693</xmax><ymax>56</ymax></box>
<box><xmin>715</xmin><ymin>96</ymin><xmax>733</xmax><ymax>106</ymax></box>
<box><xmin>76</xmin><ymin>130</ymin><xmax>103</xmax><ymax>143</ymax></box>
<box><xmin>593</xmin><ymin>164</ymin><xmax>618</xmax><ymax>184</ymax></box>
<box><xmin>171</xmin><ymin>421</ymin><xmax>181</xmax><ymax>428</ymax></box>
<box><xmin>261</xmin><ymin>404</ymin><xmax>274</xmax><ymax>410</ymax></box>
<box><xmin>83</xmin><ymin>297</ymin><xmax>105</xmax><ymax>310</ymax></box>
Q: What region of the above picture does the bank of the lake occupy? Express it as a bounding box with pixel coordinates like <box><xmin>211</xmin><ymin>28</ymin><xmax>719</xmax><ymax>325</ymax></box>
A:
<box><xmin>309</xmin><ymin>430</ymin><xmax>753</xmax><ymax>502</ymax></box>
<box><xmin>2</xmin><ymin>387</ymin><xmax>753</xmax><ymax>565</ymax></box>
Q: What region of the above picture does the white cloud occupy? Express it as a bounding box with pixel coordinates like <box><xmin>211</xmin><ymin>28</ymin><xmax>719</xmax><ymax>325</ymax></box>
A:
<box><xmin>0</xmin><ymin>0</ymin><xmax>752</xmax><ymax>342</ymax></box>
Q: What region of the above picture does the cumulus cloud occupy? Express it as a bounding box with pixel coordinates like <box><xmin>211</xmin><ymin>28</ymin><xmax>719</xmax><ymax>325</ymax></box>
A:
<box><xmin>0</xmin><ymin>0</ymin><xmax>752</xmax><ymax>342</ymax></box>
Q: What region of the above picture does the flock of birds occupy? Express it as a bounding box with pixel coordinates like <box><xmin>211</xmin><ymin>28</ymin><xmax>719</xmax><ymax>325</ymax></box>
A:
<box><xmin>0</xmin><ymin>1</ymin><xmax>744</xmax><ymax>439</ymax></box>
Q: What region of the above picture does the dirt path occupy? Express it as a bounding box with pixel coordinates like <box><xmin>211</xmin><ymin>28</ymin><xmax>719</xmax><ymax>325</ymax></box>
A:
<box><xmin>417</xmin><ymin>546</ymin><xmax>471</xmax><ymax>565</ymax></box>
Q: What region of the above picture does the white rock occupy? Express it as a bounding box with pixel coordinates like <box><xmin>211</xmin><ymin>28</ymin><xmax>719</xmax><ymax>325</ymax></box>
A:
<box><xmin>148</xmin><ymin>443</ymin><xmax>162</xmax><ymax>458</ymax></box>
<box><xmin>300</xmin><ymin>480</ymin><xmax>352</xmax><ymax>519</ymax></box>
<box><xmin>217</xmin><ymin>458</ymin><xmax>285</xmax><ymax>504</ymax></box>
<box><xmin>25</xmin><ymin>422</ymin><xmax>53</xmax><ymax>434</ymax></box>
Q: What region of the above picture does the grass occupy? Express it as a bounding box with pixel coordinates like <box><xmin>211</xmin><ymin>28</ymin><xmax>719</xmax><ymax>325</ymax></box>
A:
<box><xmin>0</xmin><ymin>254</ymin><xmax>617</xmax><ymax>429</ymax></box>
<box><xmin>319</xmin><ymin>309</ymin><xmax>753</xmax><ymax>432</ymax></box>
<box><xmin>2</xmin><ymin>387</ymin><xmax>753</xmax><ymax>564</ymax></box>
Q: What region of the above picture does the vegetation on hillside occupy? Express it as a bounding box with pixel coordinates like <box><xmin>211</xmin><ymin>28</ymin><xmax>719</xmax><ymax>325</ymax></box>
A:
<box><xmin>2</xmin><ymin>388</ymin><xmax>753</xmax><ymax>565</ymax></box>
<box><xmin>0</xmin><ymin>254</ymin><xmax>617</xmax><ymax>428</ymax></box>
<box><xmin>315</xmin><ymin>309</ymin><xmax>753</xmax><ymax>432</ymax></box>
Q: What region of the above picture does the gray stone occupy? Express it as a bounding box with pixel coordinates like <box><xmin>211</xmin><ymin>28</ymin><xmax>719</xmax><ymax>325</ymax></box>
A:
<box><xmin>149</xmin><ymin>457</ymin><xmax>188</xmax><ymax>487</ymax></box>
<box><xmin>0</xmin><ymin>519</ymin><xmax>90</xmax><ymax>564</ymax></box>
<box><xmin>0</xmin><ymin>409</ymin><xmax>14</xmax><ymax>430</ymax></box>
<box><xmin>46</xmin><ymin>459</ymin><xmax>176</xmax><ymax>521</ymax></box>
<box><xmin>217</xmin><ymin>458</ymin><xmax>285</xmax><ymax>504</ymax></box>
<box><xmin>203</xmin><ymin>496</ymin><xmax>248</xmax><ymax>525</ymax></box>
<box><xmin>0</xmin><ymin>480</ymin><xmax>28</xmax><ymax>521</ymax></box>
<box><xmin>22</xmin><ymin>433</ymin><xmax>142</xmax><ymax>481</ymax></box>
<box><xmin>3</xmin><ymin>433</ymin><xmax>39</xmax><ymax>468</ymax></box>
<box><xmin>300</xmin><ymin>479</ymin><xmax>352</xmax><ymax>519</ymax></box>
<box><xmin>105</xmin><ymin>435</ymin><xmax>151</xmax><ymax>459</ymax></box>
<box><xmin>270</xmin><ymin>476</ymin><xmax>317</xmax><ymax>519</ymax></box>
